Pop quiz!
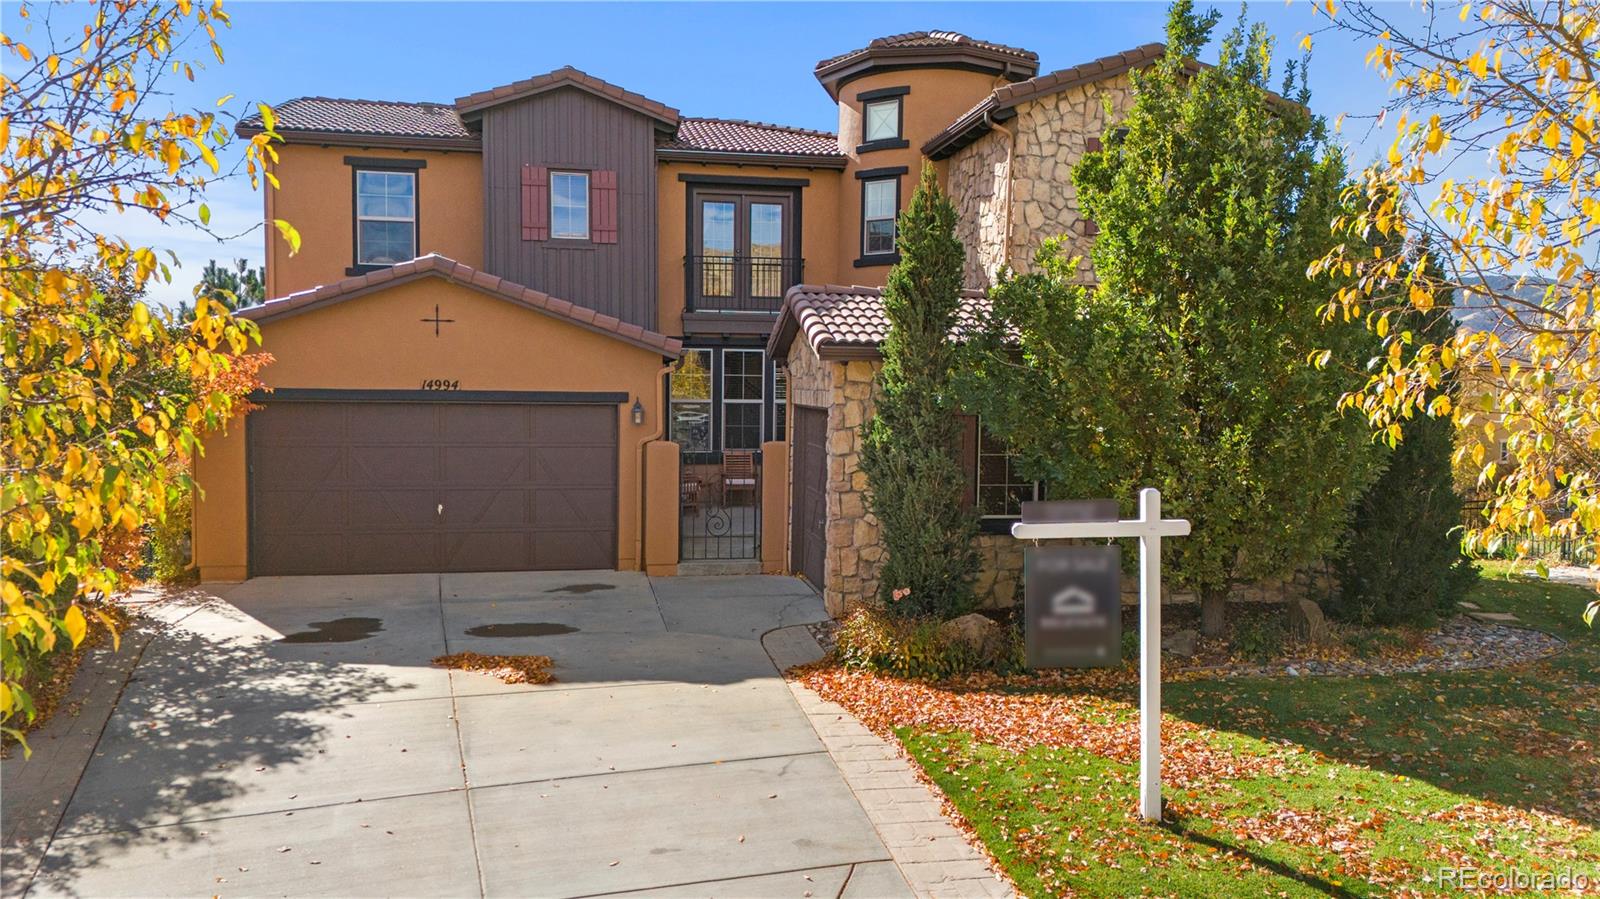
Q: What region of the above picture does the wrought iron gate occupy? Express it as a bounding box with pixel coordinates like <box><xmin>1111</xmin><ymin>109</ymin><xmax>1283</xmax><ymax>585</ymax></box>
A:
<box><xmin>680</xmin><ymin>451</ymin><xmax>762</xmax><ymax>561</ymax></box>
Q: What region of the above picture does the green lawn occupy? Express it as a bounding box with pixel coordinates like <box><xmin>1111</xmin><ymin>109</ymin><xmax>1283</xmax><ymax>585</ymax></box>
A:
<box><xmin>897</xmin><ymin>570</ymin><xmax>1600</xmax><ymax>896</ymax></box>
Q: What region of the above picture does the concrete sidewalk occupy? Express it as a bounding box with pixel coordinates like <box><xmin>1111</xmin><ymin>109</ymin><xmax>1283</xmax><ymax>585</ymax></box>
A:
<box><xmin>4</xmin><ymin>572</ymin><xmax>916</xmax><ymax>899</ymax></box>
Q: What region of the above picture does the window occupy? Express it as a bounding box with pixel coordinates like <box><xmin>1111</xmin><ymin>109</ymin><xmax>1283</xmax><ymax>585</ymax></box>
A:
<box><xmin>550</xmin><ymin>171</ymin><xmax>590</xmax><ymax>240</ymax></box>
<box><xmin>355</xmin><ymin>170</ymin><xmax>416</xmax><ymax>265</ymax></box>
<box><xmin>975</xmin><ymin>424</ymin><xmax>1039</xmax><ymax>519</ymax></box>
<box><xmin>688</xmin><ymin>187</ymin><xmax>798</xmax><ymax>311</ymax></box>
<box><xmin>863</xmin><ymin>97</ymin><xmax>901</xmax><ymax>143</ymax></box>
<box><xmin>670</xmin><ymin>349</ymin><xmax>712</xmax><ymax>453</ymax></box>
<box><xmin>863</xmin><ymin>179</ymin><xmax>897</xmax><ymax>256</ymax></box>
<box><xmin>772</xmin><ymin>368</ymin><xmax>788</xmax><ymax>442</ymax></box>
<box><xmin>722</xmin><ymin>349</ymin><xmax>764</xmax><ymax>451</ymax></box>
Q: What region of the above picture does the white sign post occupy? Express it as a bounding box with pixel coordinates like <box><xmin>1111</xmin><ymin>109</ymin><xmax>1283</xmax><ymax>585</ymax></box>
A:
<box><xmin>1012</xmin><ymin>487</ymin><xmax>1191</xmax><ymax>822</ymax></box>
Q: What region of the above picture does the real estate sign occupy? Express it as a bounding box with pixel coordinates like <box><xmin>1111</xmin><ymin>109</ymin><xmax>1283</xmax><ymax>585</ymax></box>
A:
<box><xmin>1024</xmin><ymin>545</ymin><xmax>1122</xmax><ymax>668</ymax></box>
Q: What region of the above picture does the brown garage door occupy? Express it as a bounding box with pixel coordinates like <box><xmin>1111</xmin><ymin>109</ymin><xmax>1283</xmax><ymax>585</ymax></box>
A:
<box><xmin>248</xmin><ymin>400</ymin><xmax>618</xmax><ymax>576</ymax></box>
<box><xmin>790</xmin><ymin>405</ymin><xmax>828</xmax><ymax>590</ymax></box>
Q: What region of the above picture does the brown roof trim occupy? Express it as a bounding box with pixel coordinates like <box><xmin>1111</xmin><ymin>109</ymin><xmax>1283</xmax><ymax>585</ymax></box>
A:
<box><xmin>654</xmin><ymin>148</ymin><xmax>848</xmax><ymax>169</ymax></box>
<box><xmin>235</xmin><ymin>125</ymin><xmax>482</xmax><ymax>152</ymax></box>
<box><xmin>815</xmin><ymin>32</ymin><xmax>1039</xmax><ymax>100</ymax></box>
<box><xmin>923</xmin><ymin>43</ymin><xmax>1167</xmax><ymax>159</ymax></box>
<box><xmin>454</xmin><ymin>66</ymin><xmax>679</xmax><ymax>126</ymax></box>
<box><xmin>238</xmin><ymin>254</ymin><xmax>681</xmax><ymax>358</ymax></box>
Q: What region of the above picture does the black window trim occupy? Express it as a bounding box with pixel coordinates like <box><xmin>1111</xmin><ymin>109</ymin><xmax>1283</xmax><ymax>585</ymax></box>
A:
<box><xmin>972</xmin><ymin>415</ymin><xmax>1042</xmax><ymax>533</ymax></box>
<box><xmin>855</xmin><ymin>166</ymin><xmax>907</xmax><ymax>268</ymax></box>
<box><xmin>857</xmin><ymin>86</ymin><xmax>910</xmax><ymax>153</ymax></box>
<box><xmin>683</xmin><ymin>179</ymin><xmax>804</xmax><ymax>312</ymax></box>
<box><xmin>669</xmin><ymin>340</ymin><xmax>785</xmax><ymax>465</ymax></box>
<box><xmin>345</xmin><ymin>157</ymin><xmax>422</xmax><ymax>276</ymax></box>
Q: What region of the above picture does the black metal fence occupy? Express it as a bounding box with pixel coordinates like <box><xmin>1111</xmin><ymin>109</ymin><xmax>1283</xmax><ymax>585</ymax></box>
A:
<box><xmin>1459</xmin><ymin>500</ymin><xmax>1596</xmax><ymax>565</ymax></box>
<box><xmin>687</xmin><ymin>255</ymin><xmax>802</xmax><ymax>313</ymax></box>
<box><xmin>679</xmin><ymin>453</ymin><xmax>762</xmax><ymax>561</ymax></box>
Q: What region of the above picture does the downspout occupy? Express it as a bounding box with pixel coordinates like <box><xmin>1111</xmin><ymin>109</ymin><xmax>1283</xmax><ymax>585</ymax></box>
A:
<box><xmin>635</xmin><ymin>361</ymin><xmax>674</xmax><ymax>572</ymax></box>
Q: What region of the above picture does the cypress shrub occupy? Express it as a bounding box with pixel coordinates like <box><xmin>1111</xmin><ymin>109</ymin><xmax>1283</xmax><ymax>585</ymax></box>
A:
<box><xmin>859</xmin><ymin>163</ymin><xmax>980</xmax><ymax>619</ymax></box>
<box><xmin>1330</xmin><ymin>302</ymin><xmax>1478</xmax><ymax>625</ymax></box>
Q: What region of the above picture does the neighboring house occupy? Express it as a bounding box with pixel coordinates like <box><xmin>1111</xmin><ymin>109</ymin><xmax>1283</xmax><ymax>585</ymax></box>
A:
<box><xmin>190</xmin><ymin>31</ymin><xmax>1163</xmax><ymax>605</ymax></box>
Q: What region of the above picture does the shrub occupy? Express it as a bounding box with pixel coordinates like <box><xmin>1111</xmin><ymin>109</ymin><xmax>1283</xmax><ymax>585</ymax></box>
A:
<box><xmin>859</xmin><ymin>163</ymin><xmax>979</xmax><ymax>620</ymax></box>
<box><xmin>1232</xmin><ymin>615</ymin><xmax>1284</xmax><ymax>663</ymax></box>
<box><xmin>834</xmin><ymin>606</ymin><xmax>1021</xmax><ymax>680</ymax></box>
<box><xmin>1330</xmin><ymin>301</ymin><xmax>1478</xmax><ymax>627</ymax></box>
<box><xmin>149</xmin><ymin>486</ymin><xmax>196</xmax><ymax>585</ymax></box>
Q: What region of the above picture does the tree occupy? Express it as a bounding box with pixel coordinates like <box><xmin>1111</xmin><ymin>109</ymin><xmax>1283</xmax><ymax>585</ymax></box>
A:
<box><xmin>180</xmin><ymin>257</ymin><xmax>264</xmax><ymax>319</ymax></box>
<box><xmin>1307</xmin><ymin>1</ymin><xmax>1600</xmax><ymax>625</ymax></box>
<box><xmin>1</xmin><ymin>0</ymin><xmax>292</xmax><ymax>742</ymax></box>
<box><xmin>1331</xmin><ymin>278</ymin><xmax>1479</xmax><ymax>626</ymax></box>
<box><xmin>860</xmin><ymin>163</ymin><xmax>980</xmax><ymax>619</ymax></box>
<box><xmin>958</xmin><ymin>3</ymin><xmax>1381</xmax><ymax>635</ymax></box>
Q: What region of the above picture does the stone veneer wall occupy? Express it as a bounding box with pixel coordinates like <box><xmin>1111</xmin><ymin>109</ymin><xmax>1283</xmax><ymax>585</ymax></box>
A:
<box><xmin>947</xmin><ymin>128</ymin><xmax>1012</xmax><ymax>288</ymax></box>
<box><xmin>946</xmin><ymin>71</ymin><xmax>1137</xmax><ymax>287</ymax></box>
<box><xmin>786</xmin><ymin>343</ymin><xmax>1027</xmax><ymax>616</ymax></box>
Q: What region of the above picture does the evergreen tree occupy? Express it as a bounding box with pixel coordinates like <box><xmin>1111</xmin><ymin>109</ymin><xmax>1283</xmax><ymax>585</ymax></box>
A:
<box><xmin>860</xmin><ymin>163</ymin><xmax>980</xmax><ymax>619</ymax></box>
<box><xmin>1331</xmin><ymin>287</ymin><xmax>1478</xmax><ymax>625</ymax></box>
<box><xmin>958</xmin><ymin>2</ymin><xmax>1382</xmax><ymax>635</ymax></box>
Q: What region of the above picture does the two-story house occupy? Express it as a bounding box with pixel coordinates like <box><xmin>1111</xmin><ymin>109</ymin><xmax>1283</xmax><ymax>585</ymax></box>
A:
<box><xmin>192</xmin><ymin>31</ymin><xmax>1160</xmax><ymax>608</ymax></box>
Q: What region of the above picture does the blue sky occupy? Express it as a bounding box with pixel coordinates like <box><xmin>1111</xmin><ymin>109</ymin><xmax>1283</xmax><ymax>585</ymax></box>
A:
<box><xmin>16</xmin><ymin>1</ymin><xmax>1414</xmax><ymax>308</ymax></box>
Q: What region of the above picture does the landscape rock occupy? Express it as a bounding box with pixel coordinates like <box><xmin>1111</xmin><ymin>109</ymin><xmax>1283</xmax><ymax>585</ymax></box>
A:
<box><xmin>1286</xmin><ymin>598</ymin><xmax>1333</xmax><ymax>645</ymax></box>
<box><xmin>941</xmin><ymin>613</ymin><xmax>1003</xmax><ymax>655</ymax></box>
<box><xmin>1162</xmin><ymin>628</ymin><xmax>1200</xmax><ymax>658</ymax></box>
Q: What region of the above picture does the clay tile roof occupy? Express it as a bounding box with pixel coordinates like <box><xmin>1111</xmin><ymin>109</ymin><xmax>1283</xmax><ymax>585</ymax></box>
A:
<box><xmin>454</xmin><ymin>66</ymin><xmax>679</xmax><ymax>126</ymax></box>
<box><xmin>661</xmin><ymin>118</ymin><xmax>844</xmax><ymax>159</ymax></box>
<box><xmin>237</xmin><ymin>254</ymin><xmax>681</xmax><ymax>358</ymax></box>
<box><xmin>817</xmin><ymin>30</ymin><xmax>1039</xmax><ymax>70</ymax></box>
<box><xmin>923</xmin><ymin>43</ymin><xmax>1168</xmax><ymax>159</ymax></box>
<box><xmin>236</xmin><ymin>97</ymin><xmax>477</xmax><ymax>145</ymax></box>
<box><xmin>767</xmin><ymin>284</ymin><xmax>991</xmax><ymax>360</ymax></box>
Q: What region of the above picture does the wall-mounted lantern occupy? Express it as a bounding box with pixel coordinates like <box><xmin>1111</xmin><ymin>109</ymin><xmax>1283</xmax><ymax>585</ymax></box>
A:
<box><xmin>631</xmin><ymin>399</ymin><xmax>645</xmax><ymax>426</ymax></box>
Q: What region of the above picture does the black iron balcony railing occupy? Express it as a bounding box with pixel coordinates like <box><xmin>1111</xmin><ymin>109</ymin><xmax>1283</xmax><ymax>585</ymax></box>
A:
<box><xmin>687</xmin><ymin>255</ymin><xmax>803</xmax><ymax>313</ymax></box>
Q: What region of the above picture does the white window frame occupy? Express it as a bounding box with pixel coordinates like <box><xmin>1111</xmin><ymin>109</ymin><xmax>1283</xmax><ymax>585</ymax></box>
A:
<box><xmin>862</xmin><ymin>178</ymin><xmax>897</xmax><ymax>257</ymax></box>
<box><xmin>355</xmin><ymin>169</ymin><xmax>417</xmax><ymax>266</ymax></box>
<box><xmin>975</xmin><ymin>418</ymin><xmax>1040</xmax><ymax>520</ymax></box>
<box><xmin>771</xmin><ymin>365</ymin><xmax>788</xmax><ymax>442</ymax></box>
<box><xmin>550</xmin><ymin>170</ymin><xmax>590</xmax><ymax>240</ymax></box>
<box><xmin>670</xmin><ymin>349</ymin><xmax>713</xmax><ymax>454</ymax></box>
<box><xmin>720</xmin><ymin>348</ymin><xmax>764</xmax><ymax>452</ymax></box>
<box><xmin>863</xmin><ymin>97</ymin><xmax>901</xmax><ymax>143</ymax></box>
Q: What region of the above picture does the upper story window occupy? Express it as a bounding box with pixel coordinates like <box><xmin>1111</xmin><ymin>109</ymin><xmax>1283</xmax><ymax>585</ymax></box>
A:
<box><xmin>861</xmin><ymin>176</ymin><xmax>899</xmax><ymax>258</ymax></box>
<box><xmin>550</xmin><ymin>171</ymin><xmax>590</xmax><ymax>240</ymax></box>
<box><xmin>864</xmin><ymin>98</ymin><xmax>900</xmax><ymax>142</ymax></box>
<box><xmin>355</xmin><ymin>169</ymin><xmax>417</xmax><ymax>266</ymax></box>
<box><xmin>856</xmin><ymin>86</ymin><xmax>910</xmax><ymax>153</ymax></box>
<box><xmin>686</xmin><ymin>181</ymin><xmax>801</xmax><ymax>314</ymax></box>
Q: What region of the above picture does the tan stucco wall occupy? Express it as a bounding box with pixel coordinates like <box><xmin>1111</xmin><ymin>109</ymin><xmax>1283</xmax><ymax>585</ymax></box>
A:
<box><xmin>760</xmin><ymin>439</ymin><xmax>788</xmax><ymax>575</ymax></box>
<box><xmin>643</xmin><ymin>439</ymin><xmax>681</xmax><ymax>576</ymax></box>
<box><xmin>836</xmin><ymin>67</ymin><xmax>1008</xmax><ymax>286</ymax></box>
<box><xmin>655</xmin><ymin>160</ymin><xmax>844</xmax><ymax>335</ymax></box>
<box><xmin>193</xmin><ymin>276</ymin><xmax>670</xmax><ymax>581</ymax></box>
<box><xmin>263</xmin><ymin>144</ymin><xmax>484</xmax><ymax>299</ymax></box>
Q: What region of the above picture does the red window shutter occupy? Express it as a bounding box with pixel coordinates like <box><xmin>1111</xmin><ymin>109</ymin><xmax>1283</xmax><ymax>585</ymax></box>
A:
<box><xmin>522</xmin><ymin>164</ymin><xmax>549</xmax><ymax>241</ymax></box>
<box><xmin>591</xmin><ymin>169</ymin><xmax>618</xmax><ymax>244</ymax></box>
<box><xmin>958</xmin><ymin>414</ymin><xmax>979</xmax><ymax>511</ymax></box>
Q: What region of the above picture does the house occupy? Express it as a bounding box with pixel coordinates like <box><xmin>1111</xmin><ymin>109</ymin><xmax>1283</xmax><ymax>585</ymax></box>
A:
<box><xmin>191</xmin><ymin>31</ymin><xmax>1162</xmax><ymax>608</ymax></box>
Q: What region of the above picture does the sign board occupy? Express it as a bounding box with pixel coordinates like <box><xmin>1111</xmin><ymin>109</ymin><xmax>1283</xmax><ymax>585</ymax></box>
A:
<box><xmin>1024</xmin><ymin>545</ymin><xmax>1122</xmax><ymax>668</ymax></box>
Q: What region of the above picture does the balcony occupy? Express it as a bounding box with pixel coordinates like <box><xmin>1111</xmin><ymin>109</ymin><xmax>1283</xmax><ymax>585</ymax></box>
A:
<box><xmin>687</xmin><ymin>255</ymin><xmax>803</xmax><ymax>314</ymax></box>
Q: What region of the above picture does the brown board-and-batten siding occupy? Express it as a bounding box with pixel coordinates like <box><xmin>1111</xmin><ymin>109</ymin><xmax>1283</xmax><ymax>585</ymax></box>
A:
<box><xmin>479</xmin><ymin>87</ymin><xmax>660</xmax><ymax>330</ymax></box>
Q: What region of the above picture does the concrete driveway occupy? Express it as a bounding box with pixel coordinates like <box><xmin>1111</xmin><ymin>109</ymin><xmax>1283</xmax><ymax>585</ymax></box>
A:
<box><xmin>21</xmin><ymin>572</ymin><xmax>912</xmax><ymax>898</ymax></box>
